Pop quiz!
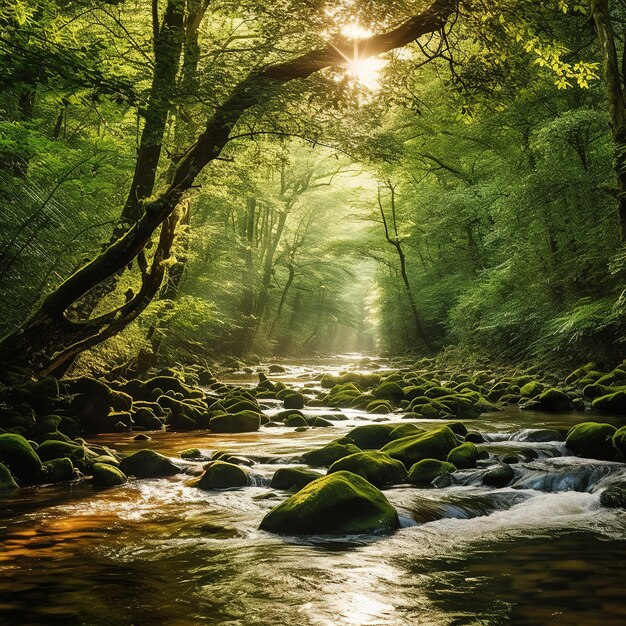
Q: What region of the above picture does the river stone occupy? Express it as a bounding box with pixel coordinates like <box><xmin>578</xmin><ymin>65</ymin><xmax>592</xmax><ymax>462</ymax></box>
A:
<box><xmin>565</xmin><ymin>422</ymin><xmax>617</xmax><ymax>460</ymax></box>
<box><xmin>0</xmin><ymin>433</ymin><xmax>43</xmax><ymax>482</ymax></box>
<box><xmin>92</xmin><ymin>462</ymin><xmax>128</xmax><ymax>487</ymax></box>
<box><xmin>302</xmin><ymin>442</ymin><xmax>361</xmax><ymax>467</ymax></box>
<box><xmin>592</xmin><ymin>391</ymin><xmax>626</xmax><ymax>415</ymax></box>
<box><xmin>0</xmin><ymin>463</ymin><xmax>19</xmax><ymax>492</ymax></box>
<box><xmin>283</xmin><ymin>392</ymin><xmax>305</xmax><ymax>410</ymax></box>
<box><xmin>36</xmin><ymin>440</ymin><xmax>86</xmax><ymax>462</ymax></box>
<box><xmin>536</xmin><ymin>388</ymin><xmax>572</xmax><ymax>412</ymax></box>
<box><xmin>344</xmin><ymin>423</ymin><xmax>422</xmax><ymax>450</ymax></box>
<box><xmin>209</xmin><ymin>411</ymin><xmax>261</xmax><ymax>433</ymax></box>
<box><xmin>42</xmin><ymin>457</ymin><xmax>74</xmax><ymax>482</ymax></box>
<box><xmin>194</xmin><ymin>461</ymin><xmax>249</xmax><ymax>489</ymax></box>
<box><xmin>119</xmin><ymin>449</ymin><xmax>180</xmax><ymax>478</ymax></box>
<box><xmin>270</xmin><ymin>467</ymin><xmax>323</xmax><ymax>491</ymax></box>
<box><xmin>407</xmin><ymin>458</ymin><xmax>455</xmax><ymax>486</ymax></box>
<box><xmin>307</xmin><ymin>416</ymin><xmax>334</xmax><ymax>428</ymax></box>
<box><xmin>612</xmin><ymin>426</ymin><xmax>626</xmax><ymax>457</ymax></box>
<box><xmin>284</xmin><ymin>414</ymin><xmax>308</xmax><ymax>427</ymax></box>
<box><xmin>328</xmin><ymin>451</ymin><xmax>407</xmax><ymax>487</ymax></box>
<box><xmin>260</xmin><ymin>470</ymin><xmax>399</xmax><ymax>535</ymax></box>
<box><xmin>600</xmin><ymin>483</ymin><xmax>626</xmax><ymax>508</ymax></box>
<box><xmin>447</xmin><ymin>442</ymin><xmax>479</xmax><ymax>469</ymax></box>
<box><xmin>372</xmin><ymin>381</ymin><xmax>404</xmax><ymax>401</ymax></box>
<box><xmin>482</xmin><ymin>463</ymin><xmax>514</xmax><ymax>487</ymax></box>
<box><xmin>380</xmin><ymin>426</ymin><xmax>459</xmax><ymax>468</ymax></box>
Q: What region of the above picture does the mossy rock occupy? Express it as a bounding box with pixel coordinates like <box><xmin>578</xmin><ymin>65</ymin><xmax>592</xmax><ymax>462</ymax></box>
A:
<box><xmin>592</xmin><ymin>391</ymin><xmax>626</xmax><ymax>415</ymax></box>
<box><xmin>0</xmin><ymin>433</ymin><xmax>42</xmax><ymax>482</ymax></box>
<box><xmin>132</xmin><ymin>407</ymin><xmax>164</xmax><ymax>430</ymax></box>
<box><xmin>612</xmin><ymin>426</ymin><xmax>626</xmax><ymax>458</ymax></box>
<box><xmin>92</xmin><ymin>463</ymin><xmax>127</xmax><ymax>488</ymax></box>
<box><xmin>372</xmin><ymin>381</ymin><xmax>404</xmax><ymax>401</ymax></box>
<box><xmin>284</xmin><ymin>414</ymin><xmax>308</xmax><ymax>427</ymax></box>
<box><xmin>119</xmin><ymin>449</ymin><xmax>180</xmax><ymax>478</ymax></box>
<box><xmin>535</xmin><ymin>388</ymin><xmax>571</xmax><ymax>413</ymax></box>
<box><xmin>42</xmin><ymin>457</ymin><xmax>74</xmax><ymax>483</ymax></box>
<box><xmin>283</xmin><ymin>392</ymin><xmax>305</xmax><ymax>410</ymax></box>
<box><xmin>407</xmin><ymin>459</ymin><xmax>455</xmax><ymax>486</ymax></box>
<box><xmin>565</xmin><ymin>422</ymin><xmax>617</xmax><ymax>460</ymax></box>
<box><xmin>180</xmin><ymin>448</ymin><xmax>203</xmax><ymax>460</ymax></box>
<box><xmin>209</xmin><ymin>411</ymin><xmax>260</xmax><ymax>433</ymax></box>
<box><xmin>270</xmin><ymin>467</ymin><xmax>323</xmax><ymax>491</ymax></box>
<box><xmin>307</xmin><ymin>416</ymin><xmax>334</xmax><ymax>428</ymax></box>
<box><xmin>366</xmin><ymin>400</ymin><xmax>392</xmax><ymax>414</ymax></box>
<box><xmin>564</xmin><ymin>362</ymin><xmax>597</xmax><ymax>385</ymax></box>
<box><xmin>582</xmin><ymin>383</ymin><xmax>614</xmax><ymax>400</ymax></box>
<box><xmin>260</xmin><ymin>470</ymin><xmax>399</xmax><ymax>535</ymax></box>
<box><xmin>599</xmin><ymin>483</ymin><xmax>626</xmax><ymax>508</ymax></box>
<box><xmin>380</xmin><ymin>426</ymin><xmax>459</xmax><ymax>468</ymax></box>
<box><xmin>446</xmin><ymin>422</ymin><xmax>468</xmax><ymax>437</ymax></box>
<box><xmin>519</xmin><ymin>381</ymin><xmax>544</xmax><ymax>398</ymax></box>
<box><xmin>302</xmin><ymin>442</ymin><xmax>361</xmax><ymax>467</ymax></box>
<box><xmin>344</xmin><ymin>423</ymin><xmax>420</xmax><ymax>450</ymax></box>
<box><xmin>482</xmin><ymin>463</ymin><xmax>514</xmax><ymax>487</ymax></box>
<box><xmin>0</xmin><ymin>463</ymin><xmax>19</xmax><ymax>492</ymax></box>
<box><xmin>194</xmin><ymin>461</ymin><xmax>249</xmax><ymax>489</ymax></box>
<box><xmin>328</xmin><ymin>451</ymin><xmax>407</xmax><ymax>487</ymax></box>
<box><xmin>36</xmin><ymin>440</ymin><xmax>85</xmax><ymax>463</ymax></box>
<box><xmin>223</xmin><ymin>398</ymin><xmax>260</xmax><ymax>414</ymax></box>
<box><xmin>447</xmin><ymin>442</ymin><xmax>479</xmax><ymax>469</ymax></box>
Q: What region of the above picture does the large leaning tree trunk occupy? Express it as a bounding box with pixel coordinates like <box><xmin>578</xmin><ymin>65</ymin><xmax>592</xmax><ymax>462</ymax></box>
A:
<box><xmin>0</xmin><ymin>0</ymin><xmax>456</xmax><ymax>379</ymax></box>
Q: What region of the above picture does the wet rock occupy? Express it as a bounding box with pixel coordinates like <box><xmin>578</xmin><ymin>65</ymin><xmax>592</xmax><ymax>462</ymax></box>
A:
<box><xmin>119</xmin><ymin>449</ymin><xmax>180</xmax><ymax>478</ymax></box>
<box><xmin>36</xmin><ymin>440</ymin><xmax>85</xmax><ymax>463</ymax></box>
<box><xmin>447</xmin><ymin>442</ymin><xmax>479</xmax><ymax>469</ymax></box>
<box><xmin>380</xmin><ymin>426</ymin><xmax>459</xmax><ymax>468</ymax></box>
<box><xmin>302</xmin><ymin>442</ymin><xmax>361</xmax><ymax>467</ymax></box>
<box><xmin>194</xmin><ymin>461</ymin><xmax>249</xmax><ymax>489</ymax></box>
<box><xmin>612</xmin><ymin>426</ymin><xmax>626</xmax><ymax>457</ymax></box>
<box><xmin>482</xmin><ymin>463</ymin><xmax>514</xmax><ymax>487</ymax></box>
<box><xmin>536</xmin><ymin>388</ymin><xmax>572</xmax><ymax>413</ymax></box>
<box><xmin>284</xmin><ymin>414</ymin><xmax>308</xmax><ymax>427</ymax></box>
<box><xmin>134</xmin><ymin>433</ymin><xmax>151</xmax><ymax>441</ymax></box>
<box><xmin>307</xmin><ymin>417</ymin><xmax>334</xmax><ymax>428</ymax></box>
<box><xmin>283</xmin><ymin>392</ymin><xmax>305</xmax><ymax>410</ymax></box>
<box><xmin>366</xmin><ymin>400</ymin><xmax>393</xmax><ymax>414</ymax></box>
<box><xmin>180</xmin><ymin>448</ymin><xmax>202</xmax><ymax>460</ymax></box>
<box><xmin>209</xmin><ymin>411</ymin><xmax>261</xmax><ymax>433</ymax></box>
<box><xmin>565</xmin><ymin>422</ymin><xmax>617</xmax><ymax>460</ymax></box>
<box><xmin>519</xmin><ymin>381</ymin><xmax>545</xmax><ymax>398</ymax></box>
<box><xmin>372</xmin><ymin>381</ymin><xmax>404</xmax><ymax>401</ymax></box>
<box><xmin>501</xmin><ymin>454</ymin><xmax>520</xmax><ymax>464</ymax></box>
<box><xmin>0</xmin><ymin>433</ymin><xmax>42</xmax><ymax>481</ymax></box>
<box><xmin>407</xmin><ymin>458</ymin><xmax>455</xmax><ymax>486</ymax></box>
<box><xmin>268</xmin><ymin>365</ymin><xmax>286</xmax><ymax>374</ymax></box>
<box><xmin>599</xmin><ymin>483</ymin><xmax>626</xmax><ymax>508</ymax></box>
<box><xmin>260</xmin><ymin>470</ymin><xmax>399</xmax><ymax>535</ymax></box>
<box><xmin>592</xmin><ymin>391</ymin><xmax>626</xmax><ymax>415</ymax></box>
<box><xmin>92</xmin><ymin>462</ymin><xmax>127</xmax><ymax>488</ymax></box>
<box><xmin>0</xmin><ymin>462</ymin><xmax>19</xmax><ymax>492</ymax></box>
<box><xmin>270</xmin><ymin>467</ymin><xmax>322</xmax><ymax>491</ymax></box>
<box><xmin>510</xmin><ymin>429</ymin><xmax>563</xmax><ymax>443</ymax></box>
<box><xmin>42</xmin><ymin>457</ymin><xmax>75</xmax><ymax>482</ymax></box>
<box><xmin>447</xmin><ymin>422</ymin><xmax>468</xmax><ymax>437</ymax></box>
<box><xmin>328</xmin><ymin>451</ymin><xmax>407</xmax><ymax>487</ymax></box>
<box><xmin>344</xmin><ymin>423</ymin><xmax>422</xmax><ymax>450</ymax></box>
<box><xmin>465</xmin><ymin>431</ymin><xmax>485</xmax><ymax>444</ymax></box>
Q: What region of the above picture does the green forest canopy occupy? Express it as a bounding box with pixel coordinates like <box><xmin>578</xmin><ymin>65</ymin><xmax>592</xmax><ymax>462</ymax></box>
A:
<box><xmin>1</xmin><ymin>0</ymin><xmax>626</xmax><ymax>379</ymax></box>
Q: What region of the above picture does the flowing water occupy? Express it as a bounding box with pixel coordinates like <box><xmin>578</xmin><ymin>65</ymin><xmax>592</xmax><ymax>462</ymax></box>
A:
<box><xmin>1</xmin><ymin>355</ymin><xmax>626</xmax><ymax>625</ymax></box>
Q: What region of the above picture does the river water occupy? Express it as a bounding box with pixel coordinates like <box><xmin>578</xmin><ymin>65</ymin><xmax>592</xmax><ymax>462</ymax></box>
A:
<box><xmin>1</xmin><ymin>355</ymin><xmax>625</xmax><ymax>625</ymax></box>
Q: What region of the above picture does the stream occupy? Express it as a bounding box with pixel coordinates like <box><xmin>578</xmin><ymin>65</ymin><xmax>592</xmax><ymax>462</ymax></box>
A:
<box><xmin>1</xmin><ymin>355</ymin><xmax>625</xmax><ymax>625</ymax></box>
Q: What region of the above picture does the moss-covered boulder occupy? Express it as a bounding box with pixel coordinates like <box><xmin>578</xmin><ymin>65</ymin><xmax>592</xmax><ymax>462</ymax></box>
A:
<box><xmin>344</xmin><ymin>423</ymin><xmax>422</xmax><ymax>450</ymax></box>
<box><xmin>612</xmin><ymin>426</ymin><xmax>626</xmax><ymax>458</ymax></box>
<box><xmin>284</xmin><ymin>414</ymin><xmax>308</xmax><ymax>427</ymax></box>
<box><xmin>0</xmin><ymin>463</ymin><xmax>19</xmax><ymax>492</ymax></box>
<box><xmin>302</xmin><ymin>442</ymin><xmax>361</xmax><ymax>467</ymax></box>
<box><xmin>36</xmin><ymin>440</ymin><xmax>85</xmax><ymax>463</ymax></box>
<box><xmin>380</xmin><ymin>426</ymin><xmax>459</xmax><ymax>468</ymax></box>
<box><xmin>600</xmin><ymin>483</ymin><xmax>626</xmax><ymax>509</ymax></box>
<box><xmin>270</xmin><ymin>467</ymin><xmax>323</xmax><ymax>491</ymax></box>
<box><xmin>92</xmin><ymin>463</ymin><xmax>127</xmax><ymax>488</ymax></box>
<box><xmin>565</xmin><ymin>422</ymin><xmax>617</xmax><ymax>460</ymax></box>
<box><xmin>209</xmin><ymin>411</ymin><xmax>261</xmax><ymax>433</ymax></box>
<box><xmin>372</xmin><ymin>381</ymin><xmax>404</xmax><ymax>401</ymax></box>
<box><xmin>260</xmin><ymin>470</ymin><xmax>399</xmax><ymax>535</ymax></box>
<box><xmin>407</xmin><ymin>459</ymin><xmax>455</xmax><ymax>486</ymax></box>
<box><xmin>42</xmin><ymin>457</ymin><xmax>75</xmax><ymax>482</ymax></box>
<box><xmin>520</xmin><ymin>381</ymin><xmax>544</xmax><ymax>398</ymax></box>
<box><xmin>119</xmin><ymin>449</ymin><xmax>180</xmax><ymax>478</ymax></box>
<box><xmin>447</xmin><ymin>442</ymin><xmax>479</xmax><ymax>469</ymax></box>
<box><xmin>592</xmin><ymin>391</ymin><xmax>626</xmax><ymax>415</ymax></box>
<box><xmin>283</xmin><ymin>392</ymin><xmax>305</xmax><ymax>410</ymax></box>
<box><xmin>307</xmin><ymin>416</ymin><xmax>334</xmax><ymax>428</ymax></box>
<box><xmin>482</xmin><ymin>463</ymin><xmax>514</xmax><ymax>487</ymax></box>
<box><xmin>328</xmin><ymin>451</ymin><xmax>407</xmax><ymax>487</ymax></box>
<box><xmin>0</xmin><ymin>433</ymin><xmax>42</xmax><ymax>482</ymax></box>
<box><xmin>366</xmin><ymin>400</ymin><xmax>392</xmax><ymax>414</ymax></box>
<box><xmin>194</xmin><ymin>461</ymin><xmax>249</xmax><ymax>489</ymax></box>
<box><xmin>180</xmin><ymin>448</ymin><xmax>203</xmax><ymax>460</ymax></box>
<box><xmin>536</xmin><ymin>388</ymin><xmax>572</xmax><ymax>413</ymax></box>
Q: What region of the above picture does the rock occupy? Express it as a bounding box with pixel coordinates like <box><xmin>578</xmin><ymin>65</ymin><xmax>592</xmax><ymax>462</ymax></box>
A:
<box><xmin>519</xmin><ymin>381</ymin><xmax>545</xmax><ymax>398</ymax></box>
<box><xmin>328</xmin><ymin>451</ymin><xmax>407</xmax><ymax>487</ymax></box>
<box><xmin>132</xmin><ymin>407</ymin><xmax>164</xmax><ymax>430</ymax></box>
<box><xmin>42</xmin><ymin>457</ymin><xmax>75</xmax><ymax>482</ymax></box>
<box><xmin>307</xmin><ymin>417</ymin><xmax>334</xmax><ymax>428</ymax></box>
<box><xmin>0</xmin><ymin>433</ymin><xmax>42</xmax><ymax>482</ymax></box>
<box><xmin>599</xmin><ymin>483</ymin><xmax>626</xmax><ymax>508</ymax></box>
<box><xmin>302</xmin><ymin>442</ymin><xmax>361</xmax><ymax>467</ymax></box>
<box><xmin>270</xmin><ymin>467</ymin><xmax>323</xmax><ymax>491</ymax></box>
<box><xmin>36</xmin><ymin>440</ymin><xmax>85</xmax><ymax>462</ymax></box>
<box><xmin>447</xmin><ymin>442</ymin><xmax>479</xmax><ymax>469</ymax></box>
<box><xmin>407</xmin><ymin>459</ymin><xmax>455</xmax><ymax>486</ymax></box>
<box><xmin>565</xmin><ymin>422</ymin><xmax>617</xmax><ymax>460</ymax></box>
<box><xmin>92</xmin><ymin>463</ymin><xmax>127</xmax><ymax>488</ymax></box>
<box><xmin>592</xmin><ymin>391</ymin><xmax>626</xmax><ymax>415</ymax></box>
<box><xmin>366</xmin><ymin>400</ymin><xmax>392</xmax><ymax>414</ymax></box>
<box><xmin>284</xmin><ymin>414</ymin><xmax>308</xmax><ymax>427</ymax></box>
<box><xmin>465</xmin><ymin>431</ymin><xmax>485</xmax><ymax>443</ymax></box>
<box><xmin>268</xmin><ymin>365</ymin><xmax>286</xmax><ymax>374</ymax></box>
<box><xmin>259</xmin><ymin>470</ymin><xmax>399</xmax><ymax>535</ymax></box>
<box><xmin>482</xmin><ymin>463</ymin><xmax>514</xmax><ymax>487</ymax></box>
<box><xmin>194</xmin><ymin>461</ymin><xmax>249</xmax><ymax>489</ymax></box>
<box><xmin>119</xmin><ymin>449</ymin><xmax>180</xmax><ymax>478</ymax></box>
<box><xmin>180</xmin><ymin>448</ymin><xmax>203</xmax><ymax>460</ymax></box>
<box><xmin>0</xmin><ymin>463</ymin><xmax>19</xmax><ymax>492</ymax></box>
<box><xmin>380</xmin><ymin>426</ymin><xmax>459</xmax><ymax>468</ymax></box>
<box><xmin>344</xmin><ymin>423</ymin><xmax>422</xmax><ymax>450</ymax></box>
<box><xmin>612</xmin><ymin>426</ymin><xmax>626</xmax><ymax>457</ymax></box>
<box><xmin>372</xmin><ymin>381</ymin><xmax>404</xmax><ymax>401</ymax></box>
<box><xmin>536</xmin><ymin>388</ymin><xmax>572</xmax><ymax>412</ymax></box>
<box><xmin>501</xmin><ymin>454</ymin><xmax>519</xmax><ymax>464</ymax></box>
<box><xmin>447</xmin><ymin>422</ymin><xmax>468</xmax><ymax>436</ymax></box>
<box><xmin>209</xmin><ymin>411</ymin><xmax>260</xmax><ymax>433</ymax></box>
<box><xmin>134</xmin><ymin>433</ymin><xmax>151</xmax><ymax>441</ymax></box>
<box><xmin>283</xmin><ymin>392</ymin><xmax>305</xmax><ymax>410</ymax></box>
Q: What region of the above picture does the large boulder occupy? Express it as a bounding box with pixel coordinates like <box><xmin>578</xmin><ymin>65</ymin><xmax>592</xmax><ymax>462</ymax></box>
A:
<box><xmin>92</xmin><ymin>463</ymin><xmax>127</xmax><ymax>488</ymax></box>
<box><xmin>119</xmin><ymin>449</ymin><xmax>180</xmax><ymax>478</ymax></box>
<box><xmin>0</xmin><ymin>463</ymin><xmax>19</xmax><ymax>492</ymax></box>
<box><xmin>380</xmin><ymin>426</ymin><xmax>459</xmax><ymax>468</ymax></box>
<box><xmin>535</xmin><ymin>388</ymin><xmax>572</xmax><ymax>412</ymax></box>
<box><xmin>328</xmin><ymin>451</ymin><xmax>407</xmax><ymax>487</ymax></box>
<box><xmin>270</xmin><ymin>467</ymin><xmax>323</xmax><ymax>491</ymax></box>
<box><xmin>592</xmin><ymin>391</ymin><xmax>626</xmax><ymax>415</ymax></box>
<box><xmin>194</xmin><ymin>461</ymin><xmax>249</xmax><ymax>489</ymax></box>
<box><xmin>0</xmin><ymin>433</ymin><xmax>42</xmax><ymax>482</ymax></box>
<box><xmin>301</xmin><ymin>442</ymin><xmax>361</xmax><ymax>467</ymax></box>
<box><xmin>42</xmin><ymin>457</ymin><xmax>75</xmax><ymax>483</ymax></box>
<box><xmin>407</xmin><ymin>459</ymin><xmax>455</xmax><ymax>486</ymax></box>
<box><xmin>283</xmin><ymin>392</ymin><xmax>305</xmax><ymax>410</ymax></box>
<box><xmin>372</xmin><ymin>381</ymin><xmax>404</xmax><ymax>401</ymax></box>
<box><xmin>482</xmin><ymin>463</ymin><xmax>514</xmax><ymax>487</ymax></box>
<box><xmin>260</xmin><ymin>471</ymin><xmax>399</xmax><ymax>535</ymax></box>
<box><xmin>565</xmin><ymin>422</ymin><xmax>617</xmax><ymax>460</ymax></box>
<box><xmin>447</xmin><ymin>442</ymin><xmax>479</xmax><ymax>469</ymax></box>
<box><xmin>208</xmin><ymin>411</ymin><xmax>260</xmax><ymax>433</ymax></box>
<box><xmin>344</xmin><ymin>423</ymin><xmax>422</xmax><ymax>450</ymax></box>
<box><xmin>612</xmin><ymin>426</ymin><xmax>626</xmax><ymax>457</ymax></box>
<box><xmin>600</xmin><ymin>483</ymin><xmax>626</xmax><ymax>508</ymax></box>
<box><xmin>36</xmin><ymin>440</ymin><xmax>85</xmax><ymax>462</ymax></box>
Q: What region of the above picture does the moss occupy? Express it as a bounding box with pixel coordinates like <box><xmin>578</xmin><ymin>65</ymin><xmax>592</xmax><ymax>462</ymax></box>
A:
<box><xmin>366</xmin><ymin>400</ymin><xmax>392</xmax><ymax>414</ymax></box>
<box><xmin>536</xmin><ymin>388</ymin><xmax>571</xmax><ymax>413</ymax></box>
<box><xmin>307</xmin><ymin>416</ymin><xmax>334</xmax><ymax>428</ymax></box>
<box><xmin>284</xmin><ymin>414</ymin><xmax>308</xmax><ymax>427</ymax></box>
<box><xmin>328</xmin><ymin>451</ymin><xmax>407</xmax><ymax>487</ymax></box>
<box><xmin>260</xmin><ymin>470</ymin><xmax>399</xmax><ymax>535</ymax></box>
<box><xmin>372</xmin><ymin>381</ymin><xmax>404</xmax><ymax>401</ymax></box>
<box><xmin>119</xmin><ymin>449</ymin><xmax>180</xmax><ymax>478</ymax></box>
<box><xmin>592</xmin><ymin>391</ymin><xmax>626</xmax><ymax>415</ymax></box>
<box><xmin>302</xmin><ymin>442</ymin><xmax>361</xmax><ymax>467</ymax></box>
<box><xmin>344</xmin><ymin>423</ymin><xmax>419</xmax><ymax>450</ymax></box>
<box><xmin>482</xmin><ymin>463</ymin><xmax>514</xmax><ymax>487</ymax></box>
<box><xmin>447</xmin><ymin>442</ymin><xmax>479</xmax><ymax>469</ymax></box>
<box><xmin>36</xmin><ymin>440</ymin><xmax>85</xmax><ymax>462</ymax></box>
<box><xmin>0</xmin><ymin>463</ymin><xmax>19</xmax><ymax>492</ymax></box>
<box><xmin>180</xmin><ymin>448</ymin><xmax>203</xmax><ymax>460</ymax></box>
<box><xmin>92</xmin><ymin>463</ymin><xmax>127</xmax><ymax>488</ymax></box>
<box><xmin>407</xmin><ymin>458</ymin><xmax>455</xmax><ymax>486</ymax></box>
<box><xmin>270</xmin><ymin>467</ymin><xmax>323</xmax><ymax>491</ymax></box>
<box><xmin>599</xmin><ymin>483</ymin><xmax>626</xmax><ymax>508</ymax></box>
<box><xmin>42</xmin><ymin>457</ymin><xmax>74</xmax><ymax>483</ymax></box>
<box><xmin>194</xmin><ymin>461</ymin><xmax>249</xmax><ymax>489</ymax></box>
<box><xmin>209</xmin><ymin>410</ymin><xmax>261</xmax><ymax>433</ymax></box>
<box><xmin>380</xmin><ymin>426</ymin><xmax>459</xmax><ymax>468</ymax></box>
<box><xmin>132</xmin><ymin>407</ymin><xmax>164</xmax><ymax>430</ymax></box>
<box><xmin>565</xmin><ymin>422</ymin><xmax>617</xmax><ymax>460</ymax></box>
<box><xmin>519</xmin><ymin>381</ymin><xmax>544</xmax><ymax>398</ymax></box>
<box><xmin>0</xmin><ymin>433</ymin><xmax>42</xmax><ymax>481</ymax></box>
<box><xmin>447</xmin><ymin>422</ymin><xmax>468</xmax><ymax>436</ymax></box>
<box><xmin>283</xmin><ymin>392</ymin><xmax>305</xmax><ymax>410</ymax></box>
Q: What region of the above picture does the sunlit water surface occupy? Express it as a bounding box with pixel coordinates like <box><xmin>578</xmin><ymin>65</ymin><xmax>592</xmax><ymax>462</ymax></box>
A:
<box><xmin>1</xmin><ymin>354</ymin><xmax>625</xmax><ymax>625</ymax></box>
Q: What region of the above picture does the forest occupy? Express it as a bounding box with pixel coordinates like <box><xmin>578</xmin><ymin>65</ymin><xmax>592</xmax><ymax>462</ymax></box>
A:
<box><xmin>2</xmin><ymin>1</ymin><xmax>626</xmax><ymax>625</ymax></box>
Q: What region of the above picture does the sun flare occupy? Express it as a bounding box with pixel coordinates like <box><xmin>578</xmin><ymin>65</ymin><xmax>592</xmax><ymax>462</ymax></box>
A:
<box><xmin>340</xmin><ymin>22</ymin><xmax>388</xmax><ymax>90</ymax></box>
